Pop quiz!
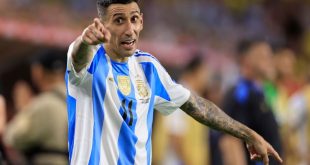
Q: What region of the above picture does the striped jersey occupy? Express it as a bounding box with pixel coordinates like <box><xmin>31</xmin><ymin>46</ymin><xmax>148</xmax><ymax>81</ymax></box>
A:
<box><xmin>65</xmin><ymin>43</ymin><xmax>190</xmax><ymax>165</ymax></box>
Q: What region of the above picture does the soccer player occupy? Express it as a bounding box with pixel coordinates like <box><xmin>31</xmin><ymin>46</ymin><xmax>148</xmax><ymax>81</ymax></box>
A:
<box><xmin>65</xmin><ymin>0</ymin><xmax>283</xmax><ymax>164</ymax></box>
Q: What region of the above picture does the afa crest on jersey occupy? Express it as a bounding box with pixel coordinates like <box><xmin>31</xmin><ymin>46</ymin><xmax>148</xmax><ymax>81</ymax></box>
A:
<box><xmin>117</xmin><ymin>76</ymin><xmax>131</xmax><ymax>96</ymax></box>
<box><xmin>136</xmin><ymin>79</ymin><xmax>149</xmax><ymax>98</ymax></box>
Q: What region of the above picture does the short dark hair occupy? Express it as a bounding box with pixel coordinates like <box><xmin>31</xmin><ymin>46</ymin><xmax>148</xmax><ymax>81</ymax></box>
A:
<box><xmin>236</xmin><ymin>38</ymin><xmax>267</xmax><ymax>59</ymax></box>
<box><xmin>183</xmin><ymin>53</ymin><xmax>204</xmax><ymax>74</ymax></box>
<box><xmin>31</xmin><ymin>49</ymin><xmax>67</xmax><ymax>73</ymax></box>
<box><xmin>97</xmin><ymin>0</ymin><xmax>139</xmax><ymax>18</ymax></box>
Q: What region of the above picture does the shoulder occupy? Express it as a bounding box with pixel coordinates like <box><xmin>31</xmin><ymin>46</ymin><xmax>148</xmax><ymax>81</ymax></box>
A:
<box><xmin>133</xmin><ymin>49</ymin><xmax>160</xmax><ymax>64</ymax></box>
<box><xmin>25</xmin><ymin>92</ymin><xmax>66</xmax><ymax>114</ymax></box>
<box><xmin>230</xmin><ymin>80</ymin><xmax>251</xmax><ymax>104</ymax></box>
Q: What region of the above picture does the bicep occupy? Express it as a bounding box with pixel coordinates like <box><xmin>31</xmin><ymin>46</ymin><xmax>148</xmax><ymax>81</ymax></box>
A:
<box><xmin>180</xmin><ymin>93</ymin><xmax>212</xmax><ymax>121</ymax></box>
<box><xmin>152</xmin><ymin>61</ymin><xmax>190</xmax><ymax>115</ymax></box>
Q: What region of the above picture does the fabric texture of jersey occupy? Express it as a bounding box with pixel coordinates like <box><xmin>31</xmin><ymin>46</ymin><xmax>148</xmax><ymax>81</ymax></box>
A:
<box><xmin>65</xmin><ymin>43</ymin><xmax>190</xmax><ymax>165</ymax></box>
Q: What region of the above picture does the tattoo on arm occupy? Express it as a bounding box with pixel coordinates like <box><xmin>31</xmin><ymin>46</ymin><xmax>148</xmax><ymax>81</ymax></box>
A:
<box><xmin>72</xmin><ymin>37</ymin><xmax>94</xmax><ymax>73</ymax></box>
<box><xmin>180</xmin><ymin>93</ymin><xmax>254</xmax><ymax>142</ymax></box>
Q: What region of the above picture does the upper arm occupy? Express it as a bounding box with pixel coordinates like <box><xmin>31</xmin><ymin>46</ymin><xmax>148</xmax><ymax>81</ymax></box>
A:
<box><xmin>142</xmin><ymin>58</ymin><xmax>190</xmax><ymax>115</ymax></box>
<box><xmin>4</xmin><ymin>101</ymin><xmax>51</xmax><ymax>150</ymax></box>
<box><xmin>179</xmin><ymin>94</ymin><xmax>210</xmax><ymax>123</ymax></box>
<box><xmin>180</xmin><ymin>93</ymin><xmax>211</xmax><ymax>114</ymax></box>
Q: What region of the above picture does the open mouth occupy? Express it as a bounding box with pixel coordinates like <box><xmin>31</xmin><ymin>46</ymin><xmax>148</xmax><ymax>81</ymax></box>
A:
<box><xmin>121</xmin><ymin>39</ymin><xmax>136</xmax><ymax>49</ymax></box>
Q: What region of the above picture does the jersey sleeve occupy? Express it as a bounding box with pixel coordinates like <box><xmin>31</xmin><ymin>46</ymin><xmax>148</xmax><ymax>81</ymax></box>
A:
<box><xmin>66</xmin><ymin>42</ymin><xmax>99</xmax><ymax>86</ymax></box>
<box><xmin>153</xmin><ymin>61</ymin><xmax>191</xmax><ymax>115</ymax></box>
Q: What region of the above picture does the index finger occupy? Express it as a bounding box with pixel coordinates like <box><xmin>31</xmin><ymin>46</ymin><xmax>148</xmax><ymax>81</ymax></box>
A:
<box><xmin>93</xmin><ymin>18</ymin><xmax>110</xmax><ymax>36</ymax></box>
<box><xmin>268</xmin><ymin>145</ymin><xmax>283</xmax><ymax>163</ymax></box>
<box><xmin>94</xmin><ymin>18</ymin><xmax>105</xmax><ymax>32</ymax></box>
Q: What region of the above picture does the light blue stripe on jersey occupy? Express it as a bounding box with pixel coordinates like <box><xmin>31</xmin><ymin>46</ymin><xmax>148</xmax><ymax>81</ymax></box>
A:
<box><xmin>65</xmin><ymin>72</ymin><xmax>76</xmax><ymax>163</ymax></box>
<box><xmin>140</xmin><ymin>62</ymin><xmax>171</xmax><ymax>101</ymax></box>
<box><xmin>140</xmin><ymin>62</ymin><xmax>171</xmax><ymax>164</ymax></box>
<box><xmin>110</xmin><ymin>60</ymin><xmax>139</xmax><ymax>165</ymax></box>
<box><xmin>88</xmin><ymin>46</ymin><xmax>109</xmax><ymax>165</ymax></box>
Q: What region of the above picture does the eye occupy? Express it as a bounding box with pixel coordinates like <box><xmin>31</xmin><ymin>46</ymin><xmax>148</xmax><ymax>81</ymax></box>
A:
<box><xmin>131</xmin><ymin>16</ymin><xmax>139</xmax><ymax>23</ymax></box>
<box><xmin>114</xmin><ymin>17</ymin><xmax>124</xmax><ymax>24</ymax></box>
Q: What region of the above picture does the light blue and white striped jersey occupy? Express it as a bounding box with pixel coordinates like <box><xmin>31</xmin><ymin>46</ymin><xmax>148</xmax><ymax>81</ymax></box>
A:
<box><xmin>65</xmin><ymin>43</ymin><xmax>190</xmax><ymax>165</ymax></box>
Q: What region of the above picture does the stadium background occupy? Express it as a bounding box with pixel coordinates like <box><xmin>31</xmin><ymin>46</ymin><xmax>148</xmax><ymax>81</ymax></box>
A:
<box><xmin>0</xmin><ymin>0</ymin><xmax>309</xmax><ymax>164</ymax></box>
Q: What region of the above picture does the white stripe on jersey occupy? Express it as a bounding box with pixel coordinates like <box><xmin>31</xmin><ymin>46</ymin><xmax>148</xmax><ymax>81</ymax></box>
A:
<box><xmin>66</xmin><ymin>44</ymin><xmax>190</xmax><ymax>165</ymax></box>
<box><xmin>68</xmin><ymin>75</ymin><xmax>94</xmax><ymax>164</ymax></box>
<box><xmin>99</xmin><ymin>55</ymin><xmax>122</xmax><ymax>165</ymax></box>
<box><xmin>66</xmin><ymin>43</ymin><xmax>101</xmax><ymax>164</ymax></box>
<box><xmin>128</xmin><ymin>57</ymin><xmax>151</xmax><ymax>165</ymax></box>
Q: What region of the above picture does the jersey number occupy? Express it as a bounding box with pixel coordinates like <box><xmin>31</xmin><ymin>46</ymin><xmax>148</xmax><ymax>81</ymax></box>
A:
<box><xmin>121</xmin><ymin>99</ymin><xmax>133</xmax><ymax>126</ymax></box>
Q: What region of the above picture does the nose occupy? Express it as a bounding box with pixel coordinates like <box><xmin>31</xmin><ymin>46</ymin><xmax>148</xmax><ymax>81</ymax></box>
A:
<box><xmin>124</xmin><ymin>22</ymin><xmax>134</xmax><ymax>37</ymax></box>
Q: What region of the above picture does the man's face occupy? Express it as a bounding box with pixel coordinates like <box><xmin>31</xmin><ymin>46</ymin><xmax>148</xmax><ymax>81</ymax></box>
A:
<box><xmin>274</xmin><ymin>49</ymin><xmax>296</xmax><ymax>78</ymax></box>
<box><xmin>193</xmin><ymin>64</ymin><xmax>209</xmax><ymax>91</ymax></box>
<box><xmin>246</xmin><ymin>43</ymin><xmax>275</xmax><ymax>80</ymax></box>
<box><xmin>102</xmin><ymin>2</ymin><xmax>143</xmax><ymax>58</ymax></box>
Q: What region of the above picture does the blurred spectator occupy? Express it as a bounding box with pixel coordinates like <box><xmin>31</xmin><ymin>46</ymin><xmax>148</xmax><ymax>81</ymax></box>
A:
<box><xmin>273</xmin><ymin>47</ymin><xmax>307</xmax><ymax>165</ymax></box>
<box><xmin>0</xmin><ymin>95</ymin><xmax>7</xmax><ymax>163</ymax></box>
<box><xmin>273</xmin><ymin>48</ymin><xmax>301</xmax><ymax>125</ymax></box>
<box><xmin>301</xmin><ymin>81</ymin><xmax>310</xmax><ymax>164</ymax></box>
<box><xmin>279</xmin><ymin>86</ymin><xmax>309</xmax><ymax>165</ymax></box>
<box><xmin>161</xmin><ymin>55</ymin><xmax>209</xmax><ymax>165</ymax></box>
<box><xmin>12</xmin><ymin>81</ymin><xmax>34</xmax><ymax>113</ymax></box>
<box><xmin>3</xmin><ymin>49</ymin><xmax>68</xmax><ymax>165</ymax></box>
<box><xmin>211</xmin><ymin>39</ymin><xmax>282</xmax><ymax>165</ymax></box>
<box><xmin>0</xmin><ymin>96</ymin><xmax>6</xmax><ymax>139</ymax></box>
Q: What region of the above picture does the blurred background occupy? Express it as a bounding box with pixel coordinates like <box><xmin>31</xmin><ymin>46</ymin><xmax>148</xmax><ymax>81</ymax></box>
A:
<box><xmin>0</xmin><ymin>0</ymin><xmax>310</xmax><ymax>164</ymax></box>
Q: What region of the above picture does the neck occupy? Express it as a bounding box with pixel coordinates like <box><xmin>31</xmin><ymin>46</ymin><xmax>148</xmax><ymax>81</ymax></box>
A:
<box><xmin>241</xmin><ymin>68</ymin><xmax>263</xmax><ymax>86</ymax></box>
<box><xmin>104</xmin><ymin>45</ymin><xmax>128</xmax><ymax>63</ymax></box>
<box><xmin>40</xmin><ymin>76</ymin><xmax>64</xmax><ymax>92</ymax></box>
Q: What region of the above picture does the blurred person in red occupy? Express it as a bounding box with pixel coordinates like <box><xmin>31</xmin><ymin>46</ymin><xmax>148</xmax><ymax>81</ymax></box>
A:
<box><xmin>212</xmin><ymin>38</ymin><xmax>282</xmax><ymax>165</ymax></box>
<box><xmin>273</xmin><ymin>47</ymin><xmax>307</xmax><ymax>165</ymax></box>
<box><xmin>300</xmin><ymin>77</ymin><xmax>310</xmax><ymax>165</ymax></box>
<box><xmin>273</xmin><ymin>47</ymin><xmax>302</xmax><ymax>107</ymax></box>
<box><xmin>162</xmin><ymin>55</ymin><xmax>209</xmax><ymax>165</ymax></box>
<box><xmin>3</xmin><ymin>49</ymin><xmax>68</xmax><ymax>165</ymax></box>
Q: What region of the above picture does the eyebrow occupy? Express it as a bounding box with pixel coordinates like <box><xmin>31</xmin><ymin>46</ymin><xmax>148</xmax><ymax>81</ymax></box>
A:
<box><xmin>131</xmin><ymin>10</ymin><xmax>140</xmax><ymax>15</ymax></box>
<box><xmin>112</xmin><ymin>10</ymin><xmax>140</xmax><ymax>17</ymax></box>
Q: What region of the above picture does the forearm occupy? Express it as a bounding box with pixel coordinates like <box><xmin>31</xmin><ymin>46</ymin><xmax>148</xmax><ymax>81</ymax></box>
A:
<box><xmin>71</xmin><ymin>36</ymin><xmax>95</xmax><ymax>73</ymax></box>
<box><xmin>180</xmin><ymin>93</ymin><xmax>255</xmax><ymax>143</ymax></box>
<box><xmin>0</xmin><ymin>96</ymin><xmax>6</xmax><ymax>135</ymax></box>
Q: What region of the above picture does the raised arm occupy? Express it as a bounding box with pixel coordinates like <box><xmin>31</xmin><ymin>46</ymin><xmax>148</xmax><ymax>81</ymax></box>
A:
<box><xmin>180</xmin><ymin>93</ymin><xmax>283</xmax><ymax>165</ymax></box>
<box><xmin>71</xmin><ymin>18</ymin><xmax>110</xmax><ymax>73</ymax></box>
